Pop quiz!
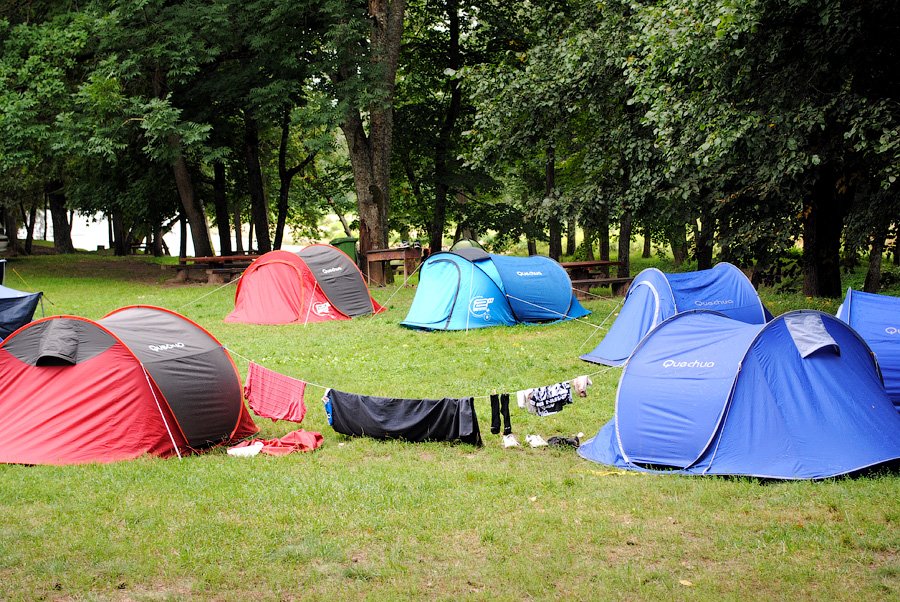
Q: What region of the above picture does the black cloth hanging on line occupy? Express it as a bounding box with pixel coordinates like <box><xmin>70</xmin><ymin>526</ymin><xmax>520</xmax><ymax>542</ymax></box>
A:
<box><xmin>325</xmin><ymin>389</ymin><xmax>482</xmax><ymax>446</ymax></box>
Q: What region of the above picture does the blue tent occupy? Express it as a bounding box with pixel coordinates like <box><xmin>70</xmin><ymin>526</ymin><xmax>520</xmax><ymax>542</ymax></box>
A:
<box><xmin>0</xmin><ymin>284</ymin><xmax>42</xmax><ymax>340</ymax></box>
<box><xmin>837</xmin><ymin>288</ymin><xmax>900</xmax><ymax>409</ymax></box>
<box><xmin>401</xmin><ymin>249</ymin><xmax>590</xmax><ymax>331</ymax></box>
<box><xmin>579</xmin><ymin>310</ymin><xmax>900</xmax><ymax>479</ymax></box>
<box><xmin>581</xmin><ymin>262</ymin><xmax>770</xmax><ymax>366</ymax></box>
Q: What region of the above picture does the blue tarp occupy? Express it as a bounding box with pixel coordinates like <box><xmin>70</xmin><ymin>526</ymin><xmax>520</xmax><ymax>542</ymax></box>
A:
<box><xmin>837</xmin><ymin>288</ymin><xmax>900</xmax><ymax>409</ymax></box>
<box><xmin>0</xmin><ymin>284</ymin><xmax>41</xmax><ymax>340</ymax></box>
<box><xmin>579</xmin><ymin>310</ymin><xmax>900</xmax><ymax>479</ymax></box>
<box><xmin>581</xmin><ymin>263</ymin><xmax>769</xmax><ymax>366</ymax></box>
<box><xmin>401</xmin><ymin>251</ymin><xmax>589</xmax><ymax>331</ymax></box>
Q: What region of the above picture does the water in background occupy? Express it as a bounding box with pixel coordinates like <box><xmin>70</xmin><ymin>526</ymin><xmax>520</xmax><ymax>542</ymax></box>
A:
<box><xmin>43</xmin><ymin>213</ymin><xmax>305</xmax><ymax>256</ymax></box>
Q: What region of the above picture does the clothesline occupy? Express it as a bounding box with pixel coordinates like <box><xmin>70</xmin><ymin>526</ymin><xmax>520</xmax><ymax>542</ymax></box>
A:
<box><xmin>224</xmin><ymin>344</ymin><xmax>618</xmax><ymax>402</ymax></box>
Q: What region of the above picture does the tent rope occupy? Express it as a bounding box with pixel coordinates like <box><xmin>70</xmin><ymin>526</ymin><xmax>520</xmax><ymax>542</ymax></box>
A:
<box><xmin>174</xmin><ymin>275</ymin><xmax>241</xmax><ymax>311</ymax></box>
<box><xmin>11</xmin><ymin>267</ymin><xmax>55</xmax><ymax>308</ymax></box>
<box><xmin>503</xmin><ymin>293</ymin><xmax>604</xmax><ymax>330</ymax></box>
<box><xmin>140</xmin><ymin>365</ymin><xmax>183</xmax><ymax>460</ymax></box>
<box><xmin>368</xmin><ymin>261</ymin><xmax>423</xmax><ymax>315</ymax></box>
<box><xmin>577</xmin><ymin>297</ymin><xmax>624</xmax><ymax>351</ymax></box>
<box><xmin>303</xmin><ymin>279</ymin><xmax>318</xmax><ymax>326</ymax></box>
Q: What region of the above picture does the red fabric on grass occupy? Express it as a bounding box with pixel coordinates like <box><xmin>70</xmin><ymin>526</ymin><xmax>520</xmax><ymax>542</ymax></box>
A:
<box><xmin>230</xmin><ymin>429</ymin><xmax>324</xmax><ymax>456</ymax></box>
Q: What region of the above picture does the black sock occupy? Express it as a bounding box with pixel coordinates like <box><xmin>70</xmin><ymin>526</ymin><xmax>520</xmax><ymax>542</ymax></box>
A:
<box><xmin>490</xmin><ymin>394</ymin><xmax>500</xmax><ymax>434</ymax></box>
<box><xmin>501</xmin><ymin>393</ymin><xmax>512</xmax><ymax>435</ymax></box>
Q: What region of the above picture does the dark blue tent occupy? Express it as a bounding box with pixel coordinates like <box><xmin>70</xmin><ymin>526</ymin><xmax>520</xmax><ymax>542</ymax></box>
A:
<box><xmin>581</xmin><ymin>263</ymin><xmax>770</xmax><ymax>366</ymax></box>
<box><xmin>0</xmin><ymin>284</ymin><xmax>41</xmax><ymax>340</ymax></box>
<box><xmin>401</xmin><ymin>249</ymin><xmax>589</xmax><ymax>331</ymax></box>
<box><xmin>579</xmin><ymin>310</ymin><xmax>900</xmax><ymax>479</ymax></box>
<box><xmin>837</xmin><ymin>288</ymin><xmax>900</xmax><ymax>409</ymax></box>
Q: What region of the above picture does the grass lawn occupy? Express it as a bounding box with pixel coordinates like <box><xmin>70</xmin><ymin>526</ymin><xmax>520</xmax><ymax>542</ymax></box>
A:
<box><xmin>0</xmin><ymin>251</ymin><xmax>898</xmax><ymax>601</ymax></box>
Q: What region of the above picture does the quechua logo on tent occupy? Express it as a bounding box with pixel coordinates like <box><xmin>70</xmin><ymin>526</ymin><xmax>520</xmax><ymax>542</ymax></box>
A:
<box><xmin>469</xmin><ymin>296</ymin><xmax>494</xmax><ymax>319</ymax></box>
<box><xmin>148</xmin><ymin>342</ymin><xmax>186</xmax><ymax>352</ymax></box>
<box><xmin>322</xmin><ymin>266</ymin><xmax>343</xmax><ymax>274</ymax></box>
<box><xmin>516</xmin><ymin>271</ymin><xmax>543</xmax><ymax>277</ymax></box>
<box><xmin>662</xmin><ymin>359</ymin><xmax>716</xmax><ymax>369</ymax></box>
<box><xmin>694</xmin><ymin>299</ymin><xmax>734</xmax><ymax>307</ymax></box>
<box><xmin>886</xmin><ymin>327</ymin><xmax>899</xmax><ymax>335</ymax></box>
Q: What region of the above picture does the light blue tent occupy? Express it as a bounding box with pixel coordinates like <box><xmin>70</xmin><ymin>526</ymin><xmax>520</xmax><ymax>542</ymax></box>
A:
<box><xmin>581</xmin><ymin>262</ymin><xmax>770</xmax><ymax>366</ymax></box>
<box><xmin>579</xmin><ymin>310</ymin><xmax>900</xmax><ymax>479</ymax></box>
<box><xmin>837</xmin><ymin>288</ymin><xmax>900</xmax><ymax>409</ymax></box>
<box><xmin>0</xmin><ymin>284</ymin><xmax>42</xmax><ymax>340</ymax></box>
<box><xmin>401</xmin><ymin>249</ymin><xmax>590</xmax><ymax>331</ymax></box>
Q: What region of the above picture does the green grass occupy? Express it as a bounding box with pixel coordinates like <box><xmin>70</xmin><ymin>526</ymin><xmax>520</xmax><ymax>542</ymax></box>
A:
<box><xmin>0</xmin><ymin>252</ymin><xmax>898</xmax><ymax>601</ymax></box>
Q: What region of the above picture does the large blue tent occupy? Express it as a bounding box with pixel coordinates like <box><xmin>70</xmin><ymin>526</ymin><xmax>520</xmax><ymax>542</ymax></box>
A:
<box><xmin>0</xmin><ymin>284</ymin><xmax>42</xmax><ymax>340</ymax></box>
<box><xmin>581</xmin><ymin>262</ymin><xmax>770</xmax><ymax>366</ymax></box>
<box><xmin>837</xmin><ymin>288</ymin><xmax>900</xmax><ymax>409</ymax></box>
<box><xmin>579</xmin><ymin>310</ymin><xmax>900</xmax><ymax>479</ymax></box>
<box><xmin>401</xmin><ymin>249</ymin><xmax>589</xmax><ymax>331</ymax></box>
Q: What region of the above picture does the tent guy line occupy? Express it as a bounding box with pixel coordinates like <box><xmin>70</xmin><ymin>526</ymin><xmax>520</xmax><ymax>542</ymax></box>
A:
<box><xmin>367</xmin><ymin>261</ymin><xmax>423</xmax><ymax>315</ymax></box>
<box><xmin>175</xmin><ymin>274</ymin><xmax>242</xmax><ymax>311</ymax></box>
<box><xmin>503</xmin><ymin>293</ymin><xmax>603</xmax><ymax>330</ymax></box>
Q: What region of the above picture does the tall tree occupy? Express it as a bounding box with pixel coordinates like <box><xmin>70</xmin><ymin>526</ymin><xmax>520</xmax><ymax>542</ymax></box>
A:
<box><xmin>328</xmin><ymin>0</ymin><xmax>405</xmax><ymax>281</ymax></box>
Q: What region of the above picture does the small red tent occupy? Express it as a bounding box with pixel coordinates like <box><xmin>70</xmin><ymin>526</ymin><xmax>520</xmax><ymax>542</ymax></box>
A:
<box><xmin>0</xmin><ymin>306</ymin><xmax>257</xmax><ymax>465</ymax></box>
<box><xmin>226</xmin><ymin>245</ymin><xmax>384</xmax><ymax>324</ymax></box>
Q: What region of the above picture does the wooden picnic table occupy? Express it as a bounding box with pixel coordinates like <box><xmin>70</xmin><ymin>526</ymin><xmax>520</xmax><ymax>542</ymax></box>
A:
<box><xmin>169</xmin><ymin>254</ymin><xmax>261</xmax><ymax>283</ymax></box>
<box><xmin>560</xmin><ymin>260</ymin><xmax>632</xmax><ymax>298</ymax></box>
<box><xmin>364</xmin><ymin>247</ymin><xmax>422</xmax><ymax>286</ymax></box>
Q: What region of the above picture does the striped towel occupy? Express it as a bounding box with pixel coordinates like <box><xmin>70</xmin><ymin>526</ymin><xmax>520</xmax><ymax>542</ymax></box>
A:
<box><xmin>244</xmin><ymin>362</ymin><xmax>307</xmax><ymax>423</ymax></box>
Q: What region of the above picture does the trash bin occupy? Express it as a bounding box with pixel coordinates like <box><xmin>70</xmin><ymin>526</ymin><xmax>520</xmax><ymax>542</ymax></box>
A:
<box><xmin>329</xmin><ymin>237</ymin><xmax>358</xmax><ymax>263</ymax></box>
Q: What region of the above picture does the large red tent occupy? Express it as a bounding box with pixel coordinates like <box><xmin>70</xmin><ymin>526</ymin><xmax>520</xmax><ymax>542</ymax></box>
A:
<box><xmin>0</xmin><ymin>306</ymin><xmax>257</xmax><ymax>465</ymax></box>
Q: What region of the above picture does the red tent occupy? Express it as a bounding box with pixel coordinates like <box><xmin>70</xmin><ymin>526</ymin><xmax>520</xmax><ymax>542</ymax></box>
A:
<box><xmin>0</xmin><ymin>306</ymin><xmax>257</xmax><ymax>465</ymax></box>
<box><xmin>226</xmin><ymin>245</ymin><xmax>384</xmax><ymax>324</ymax></box>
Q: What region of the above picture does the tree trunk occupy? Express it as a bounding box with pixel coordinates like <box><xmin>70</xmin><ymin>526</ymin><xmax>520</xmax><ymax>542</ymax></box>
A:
<box><xmin>3</xmin><ymin>208</ymin><xmax>19</xmax><ymax>256</ymax></box>
<box><xmin>19</xmin><ymin>202</ymin><xmax>37</xmax><ymax>255</ymax></box>
<box><xmin>233</xmin><ymin>202</ymin><xmax>244</xmax><ymax>254</ymax></box>
<box><xmin>171</xmin><ymin>152</ymin><xmax>213</xmax><ymax>257</ymax></box>
<box><xmin>179</xmin><ymin>214</ymin><xmax>188</xmax><ymax>258</ymax></box>
<box><xmin>583</xmin><ymin>229</ymin><xmax>595</xmax><ymax>260</ymax></box>
<box><xmin>244</xmin><ymin>115</ymin><xmax>271</xmax><ymax>254</ymax></box>
<box><xmin>46</xmin><ymin>183</ymin><xmax>75</xmax><ymax>254</ymax></box>
<box><xmin>274</xmin><ymin>109</ymin><xmax>317</xmax><ymax>250</ymax></box>
<box><xmin>642</xmin><ymin>229</ymin><xmax>651</xmax><ymax>258</ymax></box>
<box><xmin>801</xmin><ymin>171</ymin><xmax>847</xmax><ymax>297</ymax></box>
<box><xmin>695</xmin><ymin>213</ymin><xmax>714</xmax><ymax>270</ymax></box>
<box><xmin>618</xmin><ymin>206</ymin><xmax>632</xmax><ymax>277</ymax></box>
<box><xmin>213</xmin><ymin>161</ymin><xmax>232</xmax><ymax>255</ymax></box>
<box><xmin>153</xmin><ymin>66</ymin><xmax>213</xmax><ymax>258</ymax></box>
<box><xmin>546</xmin><ymin>145</ymin><xmax>562</xmax><ymax>261</ymax></box>
<box><xmin>111</xmin><ymin>211</ymin><xmax>128</xmax><ymax>256</ymax></box>
<box><xmin>670</xmin><ymin>226</ymin><xmax>688</xmax><ymax>267</ymax></box>
<box><xmin>429</xmin><ymin>0</ymin><xmax>461</xmax><ymax>252</ymax></box>
<box><xmin>527</xmin><ymin>238</ymin><xmax>537</xmax><ymax>255</ymax></box>
<box><xmin>152</xmin><ymin>228</ymin><xmax>165</xmax><ymax>257</ymax></box>
<box><xmin>566</xmin><ymin>215</ymin><xmax>576</xmax><ymax>257</ymax></box>
<box><xmin>599</xmin><ymin>206</ymin><xmax>610</xmax><ymax>261</ymax></box>
<box><xmin>863</xmin><ymin>227</ymin><xmax>888</xmax><ymax>293</ymax></box>
<box><xmin>338</xmin><ymin>0</ymin><xmax>405</xmax><ymax>282</ymax></box>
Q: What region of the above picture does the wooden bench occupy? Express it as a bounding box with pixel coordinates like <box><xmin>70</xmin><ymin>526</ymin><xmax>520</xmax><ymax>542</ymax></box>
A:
<box><xmin>168</xmin><ymin>254</ymin><xmax>260</xmax><ymax>284</ymax></box>
<box><xmin>570</xmin><ymin>277</ymin><xmax>633</xmax><ymax>299</ymax></box>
